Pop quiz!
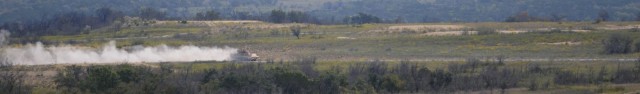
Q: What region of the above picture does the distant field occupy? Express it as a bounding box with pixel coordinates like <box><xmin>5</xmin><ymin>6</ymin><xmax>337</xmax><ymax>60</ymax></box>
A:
<box><xmin>21</xmin><ymin>21</ymin><xmax>640</xmax><ymax>61</ymax></box>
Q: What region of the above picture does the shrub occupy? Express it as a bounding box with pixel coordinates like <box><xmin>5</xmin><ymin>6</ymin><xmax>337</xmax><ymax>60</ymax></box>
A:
<box><xmin>55</xmin><ymin>65</ymin><xmax>87</xmax><ymax>91</ymax></box>
<box><xmin>634</xmin><ymin>39</ymin><xmax>640</xmax><ymax>53</ymax></box>
<box><xmin>317</xmin><ymin>73</ymin><xmax>348</xmax><ymax>94</ymax></box>
<box><xmin>475</xmin><ymin>27</ymin><xmax>497</xmax><ymax>35</ymax></box>
<box><xmin>429</xmin><ymin>69</ymin><xmax>452</xmax><ymax>91</ymax></box>
<box><xmin>0</xmin><ymin>61</ymin><xmax>30</xmax><ymax>93</ymax></box>
<box><xmin>217</xmin><ymin>74</ymin><xmax>257</xmax><ymax>92</ymax></box>
<box><xmin>116</xmin><ymin>65</ymin><xmax>143</xmax><ymax>83</ymax></box>
<box><xmin>271</xmin><ymin>68</ymin><xmax>314</xmax><ymax>94</ymax></box>
<box><xmin>528</xmin><ymin>80</ymin><xmax>538</xmax><ymax>91</ymax></box>
<box><xmin>179</xmin><ymin>20</ymin><xmax>188</xmax><ymax>24</ymax></box>
<box><xmin>381</xmin><ymin>75</ymin><xmax>405</xmax><ymax>93</ymax></box>
<box><xmin>85</xmin><ymin>66</ymin><xmax>120</xmax><ymax>92</ymax></box>
<box><xmin>631</xmin><ymin>27</ymin><xmax>640</xmax><ymax>32</ymax></box>
<box><xmin>291</xmin><ymin>27</ymin><xmax>302</xmax><ymax>39</ymax></box>
<box><xmin>549</xmin><ymin>28</ymin><xmax>563</xmax><ymax>33</ymax></box>
<box><xmin>603</xmin><ymin>33</ymin><xmax>633</xmax><ymax>54</ymax></box>
<box><xmin>270</xmin><ymin>30</ymin><xmax>281</xmax><ymax>36</ymax></box>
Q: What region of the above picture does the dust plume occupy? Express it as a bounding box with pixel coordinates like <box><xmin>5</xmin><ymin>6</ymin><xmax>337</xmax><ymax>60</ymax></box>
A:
<box><xmin>0</xmin><ymin>29</ymin><xmax>238</xmax><ymax>65</ymax></box>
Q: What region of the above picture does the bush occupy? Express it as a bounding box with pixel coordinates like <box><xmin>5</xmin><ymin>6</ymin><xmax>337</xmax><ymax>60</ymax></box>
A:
<box><xmin>55</xmin><ymin>65</ymin><xmax>87</xmax><ymax>91</ymax></box>
<box><xmin>270</xmin><ymin>30</ymin><xmax>281</xmax><ymax>36</ymax></box>
<box><xmin>603</xmin><ymin>33</ymin><xmax>633</xmax><ymax>54</ymax></box>
<box><xmin>317</xmin><ymin>73</ymin><xmax>348</xmax><ymax>94</ymax></box>
<box><xmin>528</xmin><ymin>80</ymin><xmax>538</xmax><ymax>91</ymax></box>
<box><xmin>291</xmin><ymin>27</ymin><xmax>302</xmax><ymax>39</ymax></box>
<box><xmin>116</xmin><ymin>65</ymin><xmax>143</xmax><ymax>83</ymax></box>
<box><xmin>217</xmin><ymin>74</ymin><xmax>258</xmax><ymax>92</ymax></box>
<box><xmin>631</xmin><ymin>27</ymin><xmax>640</xmax><ymax>32</ymax></box>
<box><xmin>475</xmin><ymin>27</ymin><xmax>497</xmax><ymax>35</ymax></box>
<box><xmin>381</xmin><ymin>75</ymin><xmax>405</xmax><ymax>93</ymax></box>
<box><xmin>179</xmin><ymin>20</ymin><xmax>188</xmax><ymax>24</ymax></box>
<box><xmin>634</xmin><ymin>39</ymin><xmax>640</xmax><ymax>53</ymax></box>
<box><xmin>55</xmin><ymin>65</ymin><xmax>160</xmax><ymax>93</ymax></box>
<box><xmin>271</xmin><ymin>68</ymin><xmax>314</xmax><ymax>94</ymax></box>
<box><xmin>0</xmin><ymin>62</ymin><xmax>30</xmax><ymax>93</ymax></box>
<box><xmin>85</xmin><ymin>66</ymin><xmax>120</xmax><ymax>92</ymax></box>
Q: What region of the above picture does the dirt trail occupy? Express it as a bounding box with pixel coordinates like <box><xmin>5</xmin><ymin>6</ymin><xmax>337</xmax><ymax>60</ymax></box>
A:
<box><xmin>243</xmin><ymin>57</ymin><xmax>639</xmax><ymax>63</ymax></box>
<box><xmin>388</xmin><ymin>25</ymin><xmax>466</xmax><ymax>31</ymax></box>
<box><xmin>598</xmin><ymin>24</ymin><xmax>640</xmax><ymax>30</ymax></box>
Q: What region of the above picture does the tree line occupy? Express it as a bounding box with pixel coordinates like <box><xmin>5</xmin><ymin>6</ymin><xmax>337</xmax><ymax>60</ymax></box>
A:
<box><xmin>0</xmin><ymin>7</ymin><xmax>385</xmax><ymax>38</ymax></box>
<box><xmin>503</xmin><ymin>10</ymin><xmax>638</xmax><ymax>24</ymax></box>
<box><xmin>2</xmin><ymin>6</ymin><xmax>637</xmax><ymax>39</ymax></box>
<box><xmin>3</xmin><ymin>0</ymin><xmax>640</xmax><ymax>24</ymax></box>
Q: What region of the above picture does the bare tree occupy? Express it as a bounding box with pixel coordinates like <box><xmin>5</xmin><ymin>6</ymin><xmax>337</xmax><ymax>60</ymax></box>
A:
<box><xmin>595</xmin><ymin>10</ymin><xmax>610</xmax><ymax>24</ymax></box>
<box><xmin>550</xmin><ymin>13</ymin><xmax>566</xmax><ymax>24</ymax></box>
<box><xmin>291</xmin><ymin>26</ymin><xmax>302</xmax><ymax>39</ymax></box>
<box><xmin>496</xmin><ymin>55</ymin><xmax>506</xmax><ymax>65</ymax></box>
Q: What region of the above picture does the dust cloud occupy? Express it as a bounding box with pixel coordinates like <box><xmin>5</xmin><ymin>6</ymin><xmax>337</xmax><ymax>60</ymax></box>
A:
<box><xmin>0</xmin><ymin>29</ymin><xmax>238</xmax><ymax>65</ymax></box>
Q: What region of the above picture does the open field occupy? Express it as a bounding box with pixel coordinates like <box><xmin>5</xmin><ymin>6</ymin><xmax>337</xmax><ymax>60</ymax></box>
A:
<box><xmin>21</xmin><ymin>21</ymin><xmax>640</xmax><ymax>62</ymax></box>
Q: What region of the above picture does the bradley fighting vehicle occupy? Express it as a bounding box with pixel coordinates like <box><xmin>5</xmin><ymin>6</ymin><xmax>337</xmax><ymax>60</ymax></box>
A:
<box><xmin>232</xmin><ymin>49</ymin><xmax>259</xmax><ymax>61</ymax></box>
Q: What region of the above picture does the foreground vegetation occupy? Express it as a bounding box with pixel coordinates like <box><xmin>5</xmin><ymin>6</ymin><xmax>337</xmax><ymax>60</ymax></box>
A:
<box><xmin>2</xmin><ymin>58</ymin><xmax>640</xmax><ymax>94</ymax></box>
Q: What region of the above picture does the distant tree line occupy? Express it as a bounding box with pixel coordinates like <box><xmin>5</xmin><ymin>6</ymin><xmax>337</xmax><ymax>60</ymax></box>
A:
<box><xmin>195</xmin><ymin>10</ymin><xmax>221</xmax><ymax>20</ymax></box>
<box><xmin>504</xmin><ymin>12</ymin><xmax>550</xmax><ymax>22</ymax></box>
<box><xmin>343</xmin><ymin>13</ymin><xmax>382</xmax><ymax>26</ymax></box>
<box><xmin>2</xmin><ymin>6</ymin><xmax>635</xmax><ymax>40</ymax></box>
<box><xmin>0</xmin><ymin>8</ymin><xmax>323</xmax><ymax>38</ymax></box>
<box><xmin>268</xmin><ymin>9</ymin><xmax>320</xmax><ymax>24</ymax></box>
<box><xmin>502</xmin><ymin>10</ymin><xmax>633</xmax><ymax>24</ymax></box>
<box><xmin>0</xmin><ymin>8</ymin><xmax>123</xmax><ymax>37</ymax></box>
<box><xmin>503</xmin><ymin>11</ymin><xmax>573</xmax><ymax>23</ymax></box>
<box><xmin>0</xmin><ymin>7</ymin><xmax>132</xmax><ymax>39</ymax></box>
<box><xmin>138</xmin><ymin>8</ymin><xmax>167</xmax><ymax>20</ymax></box>
<box><xmin>0</xmin><ymin>6</ymin><xmax>389</xmax><ymax>39</ymax></box>
<box><xmin>2</xmin><ymin>0</ymin><xmax>640</xmax><ymax>24</ymax></box>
